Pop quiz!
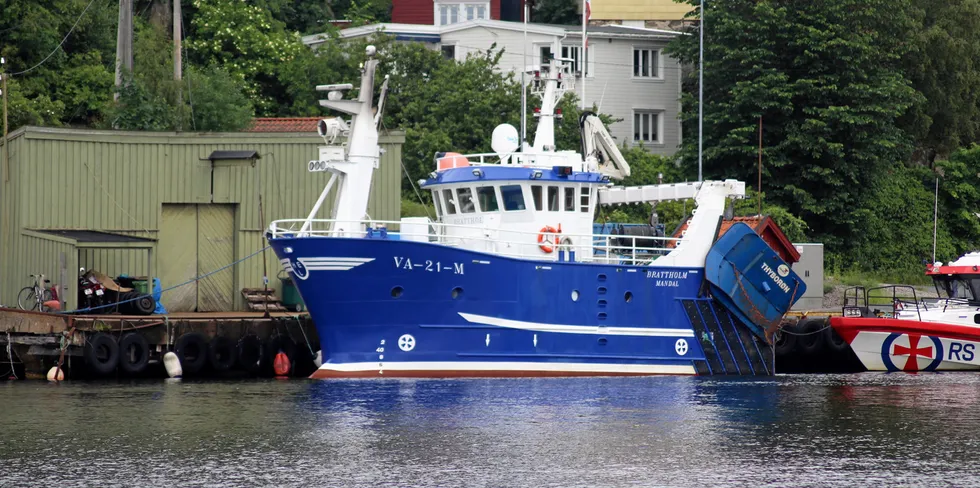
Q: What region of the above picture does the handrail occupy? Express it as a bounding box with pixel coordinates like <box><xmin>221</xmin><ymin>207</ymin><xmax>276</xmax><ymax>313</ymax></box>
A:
<box><xmin>269</xmin><ymin>218</ymin><xmax>680</xmax><ymax>266</ymax></box>
<box><xmin>435</xmin><ymin>151</ymin><xmax>578</xmax><ymax>169</ymax></box>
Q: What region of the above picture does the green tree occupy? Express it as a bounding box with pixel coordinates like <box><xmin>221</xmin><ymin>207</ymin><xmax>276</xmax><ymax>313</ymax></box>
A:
<box><xmin>532</xmin><ymin>0</ymin><xmax>580</xmax><ymax>25</ymax></box>
<box><xmin>669</xmin><ymin>0</ymin><xmax>921</xmax><ymax>253</ymax></box>
<box><xmin>935</xmin><ymin>145</ymin><xmax>980</xmax><ymax>259</ymax></box>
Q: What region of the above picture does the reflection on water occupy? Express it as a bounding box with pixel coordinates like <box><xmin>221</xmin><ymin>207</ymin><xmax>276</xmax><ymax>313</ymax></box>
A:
<box><xmin>1</xmin><ymin>374</ymin><xmax>979</xmax><ymax>486</ymax></box>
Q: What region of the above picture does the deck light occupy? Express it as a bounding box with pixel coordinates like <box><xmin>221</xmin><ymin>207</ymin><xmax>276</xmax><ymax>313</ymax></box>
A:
<box><xmin>429</xmin><ymin>171</ymin><xmax>438</xmax><ymax>179</ymax></box>
<box><xmin>532</xmin><ymin>170</ymin><xmax>543</xmax><ymax>179</ymax></box>
<box><xmin>472</xmin><ymin>168</ymin><xmax>483</xmax><ymax>177</ymax></box>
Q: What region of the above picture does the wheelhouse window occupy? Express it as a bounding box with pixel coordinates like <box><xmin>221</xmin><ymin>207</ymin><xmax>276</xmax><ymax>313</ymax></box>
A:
<box><xmin>580</xmin><ymin>186</ymin><xmax>590</xmax><ymax>212</ymax></box>
<box><xmin>457</xmin><ymin>187</ymin><xmax>476</xmax><ymax>213</ymax></box>
<box><xmin>442</xmin><ymin>189</ymin><xmax>457</xmax><ymax>214</ymax></box>
<box><xmin>432</xmin><ymin>190</ymin><xmax>443</xmax><ymax>218</ymax></box>
<box><xmin>477</xmin><ymin>186</ymin><xmax>499</xmax><ymax>212</ymax></box>
<box><xmin>563</xmin><ymin>187</ymin><xmax>575</xmax><ymax>211</ymax></box>
<box><xmin>531</xmin><ymin>185</ymin><xmax>543</xmax><ymax>211</ymax></box>
<box><xmin>547</xmin><ymin>186</ymin><xmax>559</xmax><ymax>211</ymax></box>
<box><xmin>500</xmin><ymin>185</ymin><xmax>526</xmax><ymax>211</ymax></box>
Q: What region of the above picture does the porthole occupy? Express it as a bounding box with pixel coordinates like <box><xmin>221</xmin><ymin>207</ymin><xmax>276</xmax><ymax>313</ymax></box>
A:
<box><xmin>391</xmin><ymin>286</ymin><xmax>403</xmax><ymax>298</ymax></box>
<box><xmin>451</xmin><ymin>287</ymin><xmax>463</xmax><ymax>299</ymax></box>
<box><xmin>625</xmin><ymin>291</ymin><xmax>633</xmax><ymax>303</ymax></box>
<box><xmin>571</xmin><ymin>290</ymin><xmax>580</xmax><ymax>302</ymax></box>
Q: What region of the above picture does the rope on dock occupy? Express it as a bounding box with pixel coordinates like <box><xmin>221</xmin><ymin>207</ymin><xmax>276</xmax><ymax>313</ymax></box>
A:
<box><xmin>778</xmin><ymin>322</ymin><xmax>831</xmax><ymax>336</ymax></box>
<box><xmin>6</xmin><ymin>331</ymin><xmax>17</xmax><ymax>380</ymax></box>
<box><xmin>60</xmin><ymin>245</ymin><xmax>271</xmax><ymax>315</ymax></box>
<box><xmin>290</xmin><ymin>314</ymin><xmax>316</xmax><ymax>357</ymax></box>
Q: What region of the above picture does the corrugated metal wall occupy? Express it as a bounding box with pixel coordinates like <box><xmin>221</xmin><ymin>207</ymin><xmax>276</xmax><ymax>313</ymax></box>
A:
<box><xmin>10</xmin><ymin>233</ymin><xmax>79</xmax><ymax>310</ymax></box>
<box><xmin>0</xmin><ymin>127</ymin><xmax>405</xmax><ymax>310</ymax></box>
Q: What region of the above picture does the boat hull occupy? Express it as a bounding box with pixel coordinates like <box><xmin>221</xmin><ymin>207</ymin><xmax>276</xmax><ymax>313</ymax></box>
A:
<box><xmin>831</xmin><ymin>317</ymin><xmax>980</xmax><ymax>371</ymax></box>
<box><xmin>269</xmin><ymin>235</ymin><xmax>709</xmax><ymax>378</ymax></box>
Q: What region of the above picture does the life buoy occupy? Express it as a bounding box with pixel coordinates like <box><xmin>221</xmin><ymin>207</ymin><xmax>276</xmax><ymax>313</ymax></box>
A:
<box><xmin>538</xmin><ymin>226</ymin><xmax>558</xmax><ymax>253</ymax></box>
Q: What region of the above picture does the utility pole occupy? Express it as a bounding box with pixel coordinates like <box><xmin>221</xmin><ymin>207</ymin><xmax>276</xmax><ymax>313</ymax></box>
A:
<box><xmin>757</xmin><ymin>116</ymin><xmax>762</xmax><ymax>215</ymax></box>
<box><xmin>1</xmin><ymin>57</ymin><xmax>7</xmax><ymax>304</ymax></box>
<box><xmin>115</xmin><ymin>0</ymin><xmax>133</xmax><ymax>101</ymax></box>
<box><xmin>174</xmin><ymin>0</ymin><xmax>183</xmax><ymax>130</ymax></box>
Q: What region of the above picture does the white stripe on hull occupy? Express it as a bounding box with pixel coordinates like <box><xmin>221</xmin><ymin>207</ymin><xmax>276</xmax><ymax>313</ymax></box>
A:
<box><xmin>316</xmin><ymin>361</ymin><xmax>696</xmax><ymax>375</ymax></box>
<box><xmin>458</xmin><ymin>312</ymin><xmax>696</xmax><ymax>337</ymax></box>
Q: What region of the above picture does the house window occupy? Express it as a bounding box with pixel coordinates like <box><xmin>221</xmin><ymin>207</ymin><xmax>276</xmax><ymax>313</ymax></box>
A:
<box><xmin>561</xmin><ymin>45</ymin><xmax>585</xmax><ymax>75</ymax></box>
<box><xmin>465</xmin><ymin>4</ymin><xmax>486</xmax><ymax>20</ymax></box>
<box><xmin>633</xmin><ymin>111</ymin><xmax>662</xmax><ymax>144</ymax></box>
<box><xmin>439</xmin><ymin>4</ymin><xmax>459</xmax><ymax>25</ymax></box>
<box><xmin>477</xmin><ymin>186</ymin><xmax>499</xmax><ymax>212</ymax></box>
<box><xmin>441</xmin><ymin>45</ymin><xmax>456</xmax><ymax>60</ymax></box>
<box><xmin>500</xmin><ymin>185</ymin><xmax>526</xmax><ymax>211</ymax></box>
<box><xmin>540</xmin><ymin>46</ymin><xmax>553</xmax><ymax>65</ymax></box>
<box><xmin>633</xmin><ymin>48</ymin><xmax>661</xmax><ymax>78</ymax></box>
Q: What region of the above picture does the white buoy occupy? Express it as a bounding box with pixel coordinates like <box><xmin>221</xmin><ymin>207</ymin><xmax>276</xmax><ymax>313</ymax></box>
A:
<box><xmin>313</xmin><ymin>350</ymin><xmax>323</xmax><ymax>368</ymax></box>
<box><xmin>163</xmin><ymin>351</ymin><xmax>183</xmax><ymax>378</ymax></box>
<box><xmin>46</xmin><ymin>366</ymin><xmax>64</xmax><ymax>382</ymax></box>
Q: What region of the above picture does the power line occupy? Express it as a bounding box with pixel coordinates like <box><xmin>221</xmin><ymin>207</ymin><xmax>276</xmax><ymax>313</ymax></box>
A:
<box><xmin>10</xmin><ymin>0</ymin><xmax>100</xmax><ymax>76</ymax></box>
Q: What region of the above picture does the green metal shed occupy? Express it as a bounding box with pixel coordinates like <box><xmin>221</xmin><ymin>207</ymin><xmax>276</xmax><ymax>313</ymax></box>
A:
<box><xmin>0</xmin><ymin>126</ymin><xmax>405</xmax><ymax>312</ymax></box>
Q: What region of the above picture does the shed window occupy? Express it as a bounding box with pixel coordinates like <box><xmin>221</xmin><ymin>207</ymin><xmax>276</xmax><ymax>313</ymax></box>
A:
<box><xmin>477</xmin><ymin>186</ymin><xmax>499</xmax><ymax>212</ymax></box>
<box><xmin>547</xmin><ymin>186</ymin><xmax>559</xmax><ymax>211</ymax></box>
<box><xmin>443</xmin><ymin>189</ymin><xmax>457</xmax><ymax>214</ymax></box>
<box><xmin>580</xmin><ymin>187</ymin><xmax>590</xmax><ymax>212</ymax></box>
<box><xmin>500</xmin><ymin>185</ymin><xmax>526</xmax><ymax>211</ymax></box>
<box><xmin>457</xmin><ymin>187</ymin><xmax>476</xmax><ymax>213</ymax></box>
<box><xmin>531</xmin><ymin>185</ymin><xmax>543</xmax><ymax>211</ymax></box>
<box><xmin>563</xmin><ymin>187</ymin><xmax>575</xmax><ymax>211</ymax></box>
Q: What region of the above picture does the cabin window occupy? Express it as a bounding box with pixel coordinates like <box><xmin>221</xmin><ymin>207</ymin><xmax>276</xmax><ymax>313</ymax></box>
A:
<box><xmin>500</xmin><ymin>185</ymin><xmax>526</xmax><ymax>211</ymax></box>
<box><xmin>531</xmin><ymin>185</ymin><xmax>543</xmax><ymax>211</ymax></box>
<box><xmin>563</xmin><ymin>187</ymin><xmax>575</xmax><ymax>211</ymax></box>
<box><xmin>477</xmin><ymin>186</ymin><xmax>499</xmax><ymax>212</ymax></box>
<box><xmin>457</xmin><ymin>187</ymin><xmax>476</xmax><ymax>213</ymax></box>
<box><xmin>432</xmin><ymin>190</ymin><xmax>443</xmax><ymax>218</ymax></box>
<box><xmin>547</xmin><ymin>186</ymin><xmax>559</xmax><ymax>211</ymax></box>
<box><xmin>580</xmin><ymin>186</ymin><xmax>590</xmax><ymax>212</ymax></box>
<box><xmin>442</xmin><ymin>189</ymin><xmax>457</xmax><ymax>214</ymax></box>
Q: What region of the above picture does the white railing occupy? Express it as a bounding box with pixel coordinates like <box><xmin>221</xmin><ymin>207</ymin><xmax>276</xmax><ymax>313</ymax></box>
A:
<box><xmin>269</xmin><ymin>218</ymin><xmax>680</xmax><ymax>266</ymax></box>
<box><xmin>436</xmin><ymin>151</ymin><xmax>578</xmax><ymax>170</ymax></box>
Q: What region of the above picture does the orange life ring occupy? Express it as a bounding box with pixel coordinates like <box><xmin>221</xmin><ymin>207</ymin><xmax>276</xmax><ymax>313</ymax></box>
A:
<box><xmin>538</xmin><ymin>226</ymin><xmax>558</xmax><ymax>253</ymax></box>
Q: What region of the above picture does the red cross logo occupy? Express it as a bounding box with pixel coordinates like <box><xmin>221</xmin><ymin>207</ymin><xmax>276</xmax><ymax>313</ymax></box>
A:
<box><xmin>893</xmin><ymin>334</ymin><xmax>934</xmax><ymax>372</ymax></box>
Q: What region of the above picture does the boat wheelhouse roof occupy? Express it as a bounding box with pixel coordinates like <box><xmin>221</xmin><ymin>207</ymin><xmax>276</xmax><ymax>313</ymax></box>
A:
<box><xmin>421</xmin><ymin>165</ymin><xmax>606</xmax><ymax>187</ymax></box>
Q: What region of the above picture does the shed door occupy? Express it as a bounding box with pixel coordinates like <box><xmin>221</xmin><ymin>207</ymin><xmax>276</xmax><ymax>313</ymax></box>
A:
<box><xmin>197</xmin><ymin>205</ymin><xmax>235</xmax><ymax>312</ymax></box>
<box><xmin>160</xmin><ymin>205</ymin><xmax>198</xmax><ymax>312</ymax></box>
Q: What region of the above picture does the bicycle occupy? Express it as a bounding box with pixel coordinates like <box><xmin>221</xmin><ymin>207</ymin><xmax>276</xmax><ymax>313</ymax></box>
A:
<box><xmin>18</xmin><ymin>274</ymin><xmax>54</xmax><ymax>312</ymax></box>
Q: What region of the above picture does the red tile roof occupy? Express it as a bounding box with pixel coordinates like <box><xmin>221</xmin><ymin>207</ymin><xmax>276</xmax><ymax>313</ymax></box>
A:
<box><xmin>247</xmin><ymin>117</ymin><xmax>323</xmax><ymax>133</ymax></box>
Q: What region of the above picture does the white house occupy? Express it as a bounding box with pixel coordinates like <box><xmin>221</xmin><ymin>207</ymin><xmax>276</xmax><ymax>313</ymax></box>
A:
<box><xmin>302</xmin><ymin>20</ymin><xmax>683</xmax><ymax>156</ymax></box>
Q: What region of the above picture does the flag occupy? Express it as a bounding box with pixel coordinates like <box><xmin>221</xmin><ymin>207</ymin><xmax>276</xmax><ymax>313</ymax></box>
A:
<box><xmin>583</xmin><ymin>0</ymin><xmax>591</xmax><ymax>48</ymax></box>
<box><xmin>585</xmin><ymin>0</ymin><xmax>591</xmax><ymax>21</ymax></box>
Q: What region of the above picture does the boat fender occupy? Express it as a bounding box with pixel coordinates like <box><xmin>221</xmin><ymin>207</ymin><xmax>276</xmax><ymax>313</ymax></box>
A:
<box><xmin>314</xmin><ymin>350</ymin><xmax>323</xmax><ymax>368</ymax></box>
<box><xmin>773</xmin><ymin>322</ymin><xmax>798</xmax><ymax>357</ymax></box>
<box><xmin>163</xmin><ymin>351</ymin><xmax>182</xmax><ymax>378</ymax></box>
<box><xmin>538</xmin><ymin>226</ymin><xmax>558</xmax><ymax>253</ymax></box>
<box><xmin>237</xmin><ymin>335</ymin><xmax>263</xmax><ymax>375</ymax></box>
<box><xmin>821</xmin><ymin>320</ymin><xmax>851</xmax><ymax>355</ymax></box>
<box><xmin>208</xmin><ymin>336</ymin><xmax>237</xmax><ymax>372</ymax></box>
<box><xmin>263</xmin><ymin>336</ymin><xmax>297</xmax><ymax>376</ymax></box>
<box><xmin>175</xmin><ymin>332</ymin><xmax>208</xmax><ymax>375</ymax></box>
<box><xmin>46</xmin><ymin>366</ymin><xmax>64</xmax><ymax>382</ymax></box>
<box><xmin>84</xmin><ymin>332</ymin><xmax>119</xmax><ymax>376</ymax></box>
<box><xmin>118</xmin><ymin>333</ymin><xmax>151</xmax><ymax>375</ymax></box>
<box><xmin>273</xmin><ymin>352</ymin><xmax>291</xmax><ymax>377</ymax></box>
<box><xmin>797</xmin><ymin>319</ymin><xmax>826</xmax><ymax>356</ymax></box>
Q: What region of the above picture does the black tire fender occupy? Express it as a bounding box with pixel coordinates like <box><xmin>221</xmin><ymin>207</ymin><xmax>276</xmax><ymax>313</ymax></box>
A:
<box><xmin>175</xmin><ymin>332</ymin><xmax>208</xmax><ymax>375</ymax></box>
<box><xmin>798</xmin><ymin>319</ymin><xmax>826</xmax><ymax>356</ymax></box>
<box><xmin>85</xmin><ymin>332</ymin><xmax>119</xmax><ymax>375</ymax></box>
<box><xmin>208</xmin><ymin>336</ymin><xmax>237</xmax><ymax>372</ymax></box>
<box><xmin>237</xmin><ymin>335</ymin><xmax>263</xmax><ymax>374</ymax></box>
<box><xmin>118</xmin><ymin>333</ymin><xmax>150</xmax><ymax>375</ymax></box>
<box><xmin>823</xmin><ymin>321</ymin><xmax>851</xmax><ymax>354</ymax></box>
<box><xmin>774</xmin><ymin>322</ymin><xmax>799</xmax><ymax>357</ymax></box>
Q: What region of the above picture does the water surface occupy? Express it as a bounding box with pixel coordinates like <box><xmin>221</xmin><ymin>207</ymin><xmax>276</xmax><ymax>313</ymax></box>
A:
<box><xmin>1</xmin><ymin>374</ymin><xmax>978</xmax><ymax>487</ymax></box>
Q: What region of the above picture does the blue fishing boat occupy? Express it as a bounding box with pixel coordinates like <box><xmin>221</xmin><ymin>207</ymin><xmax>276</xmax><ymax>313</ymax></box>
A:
<box><xmin>266</xmin><ymin>46</ymin><xmax>804</xmax><ymax>378</ymax></box>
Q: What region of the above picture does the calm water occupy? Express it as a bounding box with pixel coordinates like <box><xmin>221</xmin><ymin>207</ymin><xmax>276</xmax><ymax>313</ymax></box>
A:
<box><xmin>1</xmin><ymin>374</ymin><xmax>979</xmax><ymax>487</ymax></box>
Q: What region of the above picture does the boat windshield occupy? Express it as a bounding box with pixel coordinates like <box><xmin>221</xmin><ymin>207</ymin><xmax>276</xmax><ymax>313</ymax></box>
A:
<box><xmin>933</xmin><ymin>275</ymin><xmax>980</xmax><ymax>303</ymax></box>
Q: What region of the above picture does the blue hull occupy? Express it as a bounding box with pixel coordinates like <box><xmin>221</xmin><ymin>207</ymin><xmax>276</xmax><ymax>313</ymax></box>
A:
<box><xmin>268</xmin><ymin>236</ymin><xmax>710</xmax><ymax>377</ymax></box>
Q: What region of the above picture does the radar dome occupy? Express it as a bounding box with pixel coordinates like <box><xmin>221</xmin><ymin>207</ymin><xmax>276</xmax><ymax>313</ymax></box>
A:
<box><xmin>491</xmin><ymin>124</ymin><xmax>520</xmax><ymax>155</ymax></box>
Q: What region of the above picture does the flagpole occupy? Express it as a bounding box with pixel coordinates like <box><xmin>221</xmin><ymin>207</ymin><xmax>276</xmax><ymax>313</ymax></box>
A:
<box><xmin>581</xmin><ymin>0</ymin><xmax>587</xmax><ymax>110</ymax></box>
<box><xmin>698</xmin><ymin>0</ymin><xmax>704</xmax><ymax>182</ymax></box>
<box><xmin>521</xmin><ymin>0</ymin><xmax>528</xmax><ymax>146</ymax></box>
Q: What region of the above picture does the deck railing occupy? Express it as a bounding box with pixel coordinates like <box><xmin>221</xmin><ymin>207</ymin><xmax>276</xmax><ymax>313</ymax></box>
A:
<box><xmin>269</xmin><ymin>219</ymin><xmax>680</xmax><ymax>266</ymax></box>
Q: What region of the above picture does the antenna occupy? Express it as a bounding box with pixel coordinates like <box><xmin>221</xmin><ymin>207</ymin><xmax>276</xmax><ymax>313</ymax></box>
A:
<box><xmin>698</xmin><ymin>0</ymin><xmax>704</xmax><ymax>183</ymax></box>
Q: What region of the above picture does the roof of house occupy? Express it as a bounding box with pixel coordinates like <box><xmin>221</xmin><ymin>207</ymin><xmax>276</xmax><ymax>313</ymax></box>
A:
<box><xmin>247</xmin><ymin>117</ymin><xmax>322</xmax><ymax>133</ymax></box>
<box><xmin>669</xmin><ymin>215</ymin><xmax>802</xmax><ymax>264</ymax></box>
<box><xmin>303</xmin><ymin>19</ymin><xmax>680</xmax><ymax>46</ymax></box>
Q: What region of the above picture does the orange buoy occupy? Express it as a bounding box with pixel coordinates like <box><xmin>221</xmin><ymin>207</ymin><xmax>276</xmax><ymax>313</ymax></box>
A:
<box><xmin>273</xmin><ymin>351</ymin><xmax>291</xmax><ymax>377</ymax></box>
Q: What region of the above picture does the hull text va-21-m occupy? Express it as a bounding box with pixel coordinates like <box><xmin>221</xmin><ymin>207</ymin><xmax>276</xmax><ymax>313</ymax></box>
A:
<box><xmin>266</xmin><ymin>46</ymin><xmax>807</xmax><ymax>378</ymax></box>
